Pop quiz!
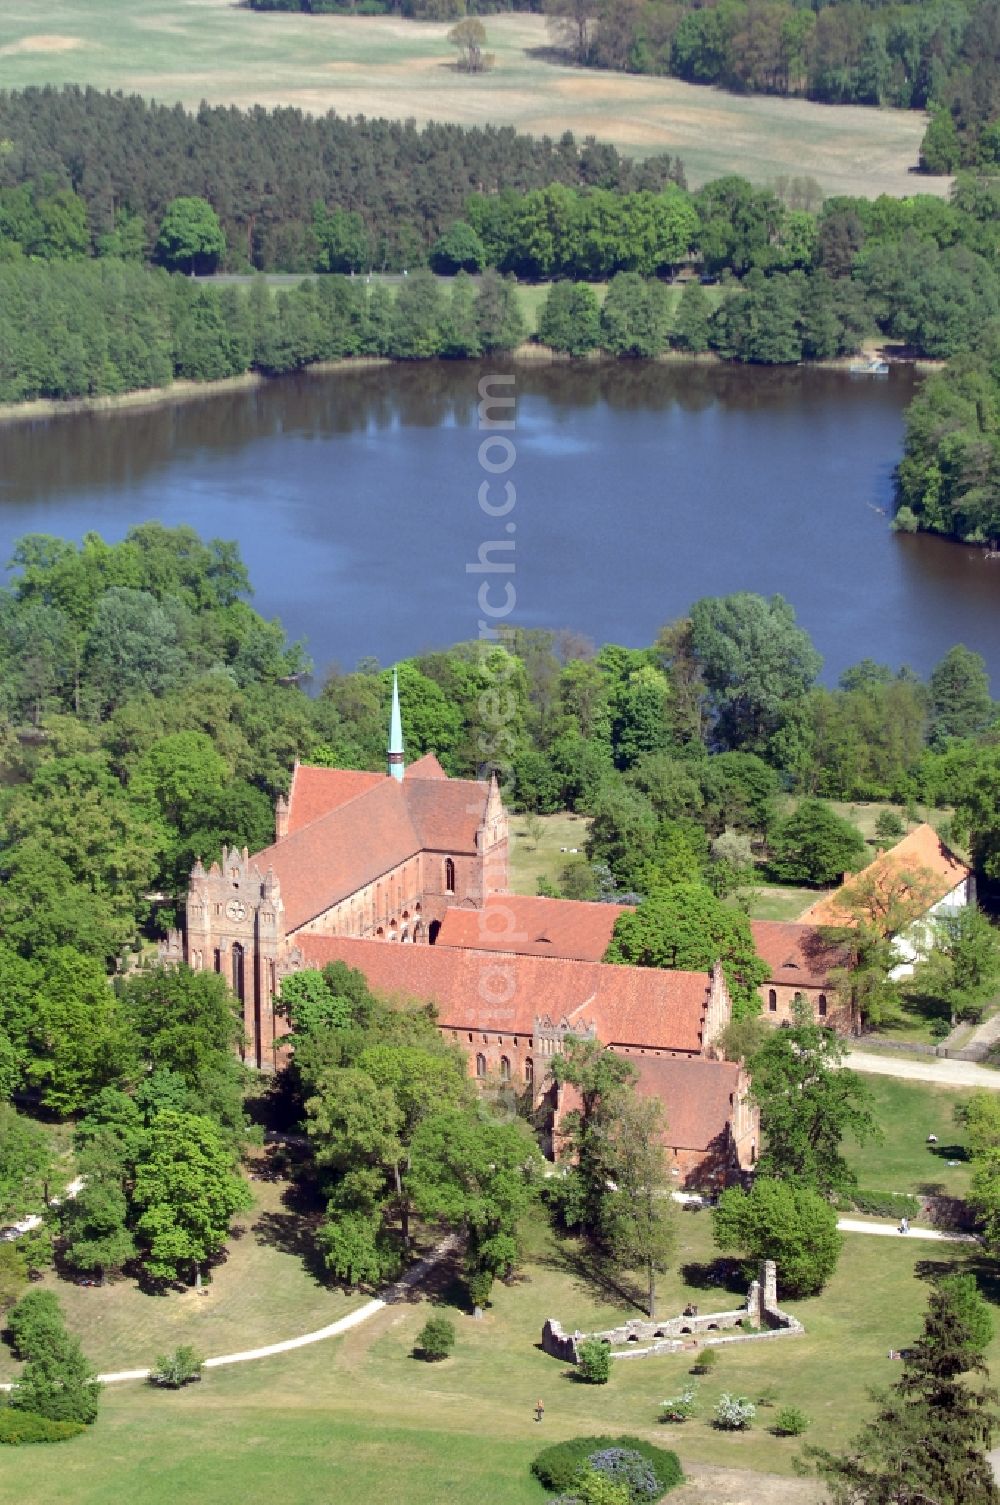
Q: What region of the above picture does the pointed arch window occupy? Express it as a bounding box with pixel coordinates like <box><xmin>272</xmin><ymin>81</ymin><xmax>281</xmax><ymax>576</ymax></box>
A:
<box><xmin>444</xmin><ymin>858</ymin><xmax>455</xmax><ymax>894</ymax></box>
<box><xmin>818</xmin><ymin>993</ymin><xmax>828</xmax><ymax>1018</ymax></box>
<box><xmin>475</xmin><ymin>1053</ymin><xmax>486</xmax><ymax>1078</ymax></box>
<box><xmin>768</xmin><ymin>988</ymin><xmax>777</xmax><ymax>1012</ymax></box>
<box><xmin>499</xmin><ymin>1056</ymin><xmax>511</xmax><ymax>1081</ymax></box>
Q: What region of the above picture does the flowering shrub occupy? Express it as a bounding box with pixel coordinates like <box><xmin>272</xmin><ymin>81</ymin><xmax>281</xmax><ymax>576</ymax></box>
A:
<box><xmin>660</xmin><ymin>1387</ymin><xmax>697</xmax><ymax>1423</ymax></box>
<box><xmin>149</xmin><ymin>1345</ymin><xmax>203</xmax><ymax>1388</ymax></box>
<box><xmin>532</xmin><ymin>1436</ymin><xmax>683</xmax><ymax>1495</ymax></box>
<box><xmin>588</xmin><ymin>1446</ymin><xmax>660</xmax><ymax>1501</ymax></box>
<box><xmin>714</xmin><ymin>1393</ymin><xmax>756</xmax><ymax>1430</ymax></box>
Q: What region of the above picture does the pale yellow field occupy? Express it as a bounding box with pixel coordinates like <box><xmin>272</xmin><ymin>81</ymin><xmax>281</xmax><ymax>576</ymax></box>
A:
<box><xmin>0</xmin><ymin>0</ymin><xmax>942</xmax><ymax>196</ymax></box>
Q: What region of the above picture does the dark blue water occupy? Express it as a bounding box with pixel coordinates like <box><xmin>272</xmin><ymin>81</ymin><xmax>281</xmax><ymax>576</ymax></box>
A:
<box><xmin>0</xmin><ymin>359</ymin><xmax>997</xmax><ymax>687</ymax></box>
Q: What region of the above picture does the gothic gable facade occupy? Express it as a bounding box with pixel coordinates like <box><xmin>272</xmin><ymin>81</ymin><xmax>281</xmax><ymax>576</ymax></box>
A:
<box><xmin>165</xmin><ymin>752</ymin><xmax>508</xmax><ymax>1070</ymax></box>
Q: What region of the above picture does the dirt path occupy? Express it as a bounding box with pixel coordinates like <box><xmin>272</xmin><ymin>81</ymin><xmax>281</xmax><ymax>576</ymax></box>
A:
<box><xmin>672</xmin><ymin>1462</ymin><xmax>826</xmax><ymax>1504</ymax></box>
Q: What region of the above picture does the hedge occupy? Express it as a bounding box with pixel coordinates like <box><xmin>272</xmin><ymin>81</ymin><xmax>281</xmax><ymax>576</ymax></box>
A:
<box><xmin>532</xmin><ymin>1435</ymin><xmax>683</xmax><ymax>1495</ymax></box>
<box><xmin>0</xmin><ymin>1407</ymin><xmax>86</xmax><ymax>1445</ymax></box>
<box><xmin>851</xmin><ymin>1190</ymin><xmax>920</xmax><ymax>1220</ymax></box>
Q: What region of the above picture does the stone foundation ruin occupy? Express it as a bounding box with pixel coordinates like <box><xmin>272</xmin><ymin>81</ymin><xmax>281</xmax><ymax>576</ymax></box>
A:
<box><xmin>541</xmin><ymin>1260</ymin><xmax>803</xmax><ymax>1363</ymax></box>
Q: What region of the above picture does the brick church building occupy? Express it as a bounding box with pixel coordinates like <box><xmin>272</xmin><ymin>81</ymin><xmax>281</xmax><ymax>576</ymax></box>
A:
<box><xmin>165</xmin><ymin>673</ymin><xmax>758</xmax><ymax>1187</ymax></box>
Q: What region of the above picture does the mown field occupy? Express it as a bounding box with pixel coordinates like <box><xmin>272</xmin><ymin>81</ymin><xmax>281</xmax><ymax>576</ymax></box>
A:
<box><xmin>0</xmin><ymin>0</ymin><xmax>939</xmax><ymax>196</ymax></box>
<box><xmin>0</xmin><ymin>1165</ymin><xmax>365</xmax><ymax>1383</ymax></box>
<box><xmin>0</xmin><ymin>1206</ymin><xmax>992</xmax><ymax>1505</ymax></box>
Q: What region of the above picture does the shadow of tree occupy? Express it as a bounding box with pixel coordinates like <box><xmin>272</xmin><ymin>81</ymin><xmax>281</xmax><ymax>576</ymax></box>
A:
<box><xmin>537</xmin><ymin>1230</ymin><xmax>647</xmax><ymax>1313</ymax></box>
<box><xmin>251</xmin><ymin>1210</ymin><xmax>331</xmax><ymax>1285</ymax></box>
<box><xmin>389</xmin><ymin>1246</ymin><xmax>467</xmax><ymax>1311</ymax></box>
<box><xmin>523</xmin><ymin>44</ymin><xmax>575</xmax><ymax>65</ymax></box>
<box><xmin>915</xmin><ymin>1254</ymin><xmax>1000</xmax><ymax>1308</ymax></box>
<box><xmin>680</xmin><ymin>1258</ymin><xmax>746</xmax><ymax>1297</ymax></box>
<box><xmin>928</xmin><ymin>1144</ymin><xmax>970</xmax><ymax>1163</ymax></box>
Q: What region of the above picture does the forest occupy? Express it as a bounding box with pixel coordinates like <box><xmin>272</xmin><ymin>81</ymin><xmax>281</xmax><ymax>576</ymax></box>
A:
<box><xmin>247</xmin><ymin>0</ymin><xmax>1000</xmax><ymax>168</ymax></box>
<box><xmin>0</xmin><ymin>87</ymin><xmax>998</xmax><ymax>540</ymax></box>
<box><xmin>0</xmin><ymin>87</ymin><xmax>684</xmax><ymax>274</ymax></box>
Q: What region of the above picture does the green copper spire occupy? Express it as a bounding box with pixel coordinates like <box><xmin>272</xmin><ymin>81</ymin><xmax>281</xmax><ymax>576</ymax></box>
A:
<box><xmin>388</xmin><ymin>666</ymin><xmax>404</xmax><ymax>781</ymax></box>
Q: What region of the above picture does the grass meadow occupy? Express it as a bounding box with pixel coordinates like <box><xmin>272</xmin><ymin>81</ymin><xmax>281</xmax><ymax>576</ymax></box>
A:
<box><xmin>0</xmin><ymin>1164</ymin><xmax>366</xmax><ymax>1383</ymax></box>
<box><xmin>0</xmin><ymin>0</ymin><xmax>938</xmax><ymax>196</ymax></box>
<box><xmin>841</xmin><ymin>1074</ymin><xmax>976</xmax><ymax>1201</ymax></box>
<box><xmin>0</xmin><ymin>1205</ymin><xmax>994</xmax><ymax>1505</ymax></box>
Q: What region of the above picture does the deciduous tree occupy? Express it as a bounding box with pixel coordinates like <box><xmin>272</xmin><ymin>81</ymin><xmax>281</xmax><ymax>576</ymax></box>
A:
<box><xmin>748</xmin><ymin>1003</ymin><xmax>879</xmax><ymax>1195</ymax></box>
<box><xmin>132</xmin><ymin>1110</ymin><xmax>251</xmax><ymax>1286</ymax></box>
<box><xmin>605</xmin><ymin>882</ymin><xmax>768</xmax><ymax>1018</ymax></box>
<box><xmin>713</xmin><ymin>1176</ymin><xmax>842</xmax><ymax>1297</ymax></box>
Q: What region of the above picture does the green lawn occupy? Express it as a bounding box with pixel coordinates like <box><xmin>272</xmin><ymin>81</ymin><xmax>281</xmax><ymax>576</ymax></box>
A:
<box><xmin>0</xmin><ymin>0</ymin><xmax>937</xmax><ymax>195</ymax></box>
<box><xmin>509</xmin><ymin>811</ymin><xmax>593</xmax><ymax>896</ymax></box>
<box><xmin>734</xmin><ymin>883</ymin><xmax>828</xmax><ymax>922</ymax></box>
<box><xmin>841</xmin><ymin>1075</ymin><xmax>976</xmax><ymax>1202</ymax></box>
<box><xmin>1</xmin><ymin>1210</ymin><xmax>993</xmax><ymax>1504</ymax></box>
<box><xmin>0</xmin><ymin>1162</ymin><xmax>365</xmax><ymax>1383</ymax></box>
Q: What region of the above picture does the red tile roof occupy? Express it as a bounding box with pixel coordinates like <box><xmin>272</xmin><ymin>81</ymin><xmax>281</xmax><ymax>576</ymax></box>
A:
<box><xmin>285</xmin><ymin>764</ymin><xmax>383</xmax><ymax>834</ymax></box>
<box><xmin>406</xmin><ymin>753</ymin><xmax>447</xmax><ymax>780</ymax></box>
<box><xmin>749</xmin><ymin>921</ymin><xmax>849</xmax><ymax>988</ymax></box>
<box><xmin>632</xmin><ymin>1055</ymin><xmax>743</xmax><ymax>1151</ymax></box>
<box><xmin>254</xmin><ymin>764</ymin><xmax>492</xmax><ymax>931</ymax></box>
<box><xmin>256</xmin><ymin>780</ymin><xmax>421</xmax><ymax>932</ymax></box>
<box><xmin>436</xmin><ymin>896</ymin><xmax>633</xmax><ymax>961</ymax></box>
<box><xmin>294</xmin><ymin>935</ymin><xmax>712</xmax><ymax>1052</ymax></box>
<box><xmin>797</xmin><ymin>823</ymin><xmax>970</xmax><ymax>928</ymax></box>
<box><xmin>404</xmin><ymin>777</ymin><xmax>489</xmax><ymax>854</ymax></box>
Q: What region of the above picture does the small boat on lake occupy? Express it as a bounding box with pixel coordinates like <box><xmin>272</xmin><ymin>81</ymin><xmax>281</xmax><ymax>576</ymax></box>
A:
<box><xmin>850</xmin><ymin>356</ymin><xmax>890</xmax><ymax>376</ymax></box>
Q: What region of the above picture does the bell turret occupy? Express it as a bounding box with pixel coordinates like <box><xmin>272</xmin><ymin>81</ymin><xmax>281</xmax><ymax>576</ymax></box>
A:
<box><xmin>387</xmin><ymin>666</ymin><xmax>404</xmax><ymax>782</ymax></box>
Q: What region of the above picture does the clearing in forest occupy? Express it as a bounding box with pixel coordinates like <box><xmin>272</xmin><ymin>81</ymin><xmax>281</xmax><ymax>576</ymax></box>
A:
<box><xmin>0</xmin><ymin>0</ymin><xmax>941</xmax><ymax>197</ymax></box>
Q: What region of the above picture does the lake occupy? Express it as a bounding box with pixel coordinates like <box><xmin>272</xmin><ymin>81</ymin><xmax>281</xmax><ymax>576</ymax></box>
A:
<box><xmin>0</xmin><ymin>360</ymin><xmax>997</xmax><ymax>686</ymax></box>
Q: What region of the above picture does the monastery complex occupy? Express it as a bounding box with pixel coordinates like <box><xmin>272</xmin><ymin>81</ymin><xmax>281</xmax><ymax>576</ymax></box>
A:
<box><xmin>164</xmin><ymin>674</ymin><xmax>973</xmax><ymax>1189</ymax></box>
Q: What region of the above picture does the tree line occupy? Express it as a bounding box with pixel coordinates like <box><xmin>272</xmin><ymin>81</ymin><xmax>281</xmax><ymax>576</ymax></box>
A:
<box><xmin>2</xmin><ymin>206</ymin><xmax>997</xmax><ymax>406</ymax></box>
<box><xmin>895</xmin><ymin>342</ymin><xmax>1000</xmax><ymax>544</ymax></box>
<box><xmin>0</xmin><ymin>86</ymin><xmax>684</xmax><ymax>273</ymax></box>
<box><xmin>0</xmin><ymin>262</ymin><xmax>530</xmax><ymax>402</ymax></box>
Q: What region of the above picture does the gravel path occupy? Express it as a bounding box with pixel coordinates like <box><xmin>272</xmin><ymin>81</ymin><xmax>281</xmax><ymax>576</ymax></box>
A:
<box><xmin>836</xmin><ymin>1217</ymin><xmax>977</xmax><ymax>1243</ymax></box>
<box><xmin>844</xmin><ymin>1050</ymin><xmax>1000</xmax><ymax>1089</ymax></box>
<box><xmin>0</xmin><ymin>1235</ymin><xmax>459</xmax><ymax>1390</ymax></box>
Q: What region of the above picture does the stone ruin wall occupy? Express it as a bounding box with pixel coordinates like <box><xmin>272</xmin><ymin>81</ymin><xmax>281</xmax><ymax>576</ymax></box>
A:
<box><xmin>541</xmin><ymin>1260</ymin><xmax>803</xmax><ymax>1363</ymax></box>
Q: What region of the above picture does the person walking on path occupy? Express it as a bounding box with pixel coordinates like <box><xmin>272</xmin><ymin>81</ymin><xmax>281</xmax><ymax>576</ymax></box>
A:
<box><xmin>534</xmin><ymin>1399</ymin><xmax>545</xmax><ymax>1424</ymax></box>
